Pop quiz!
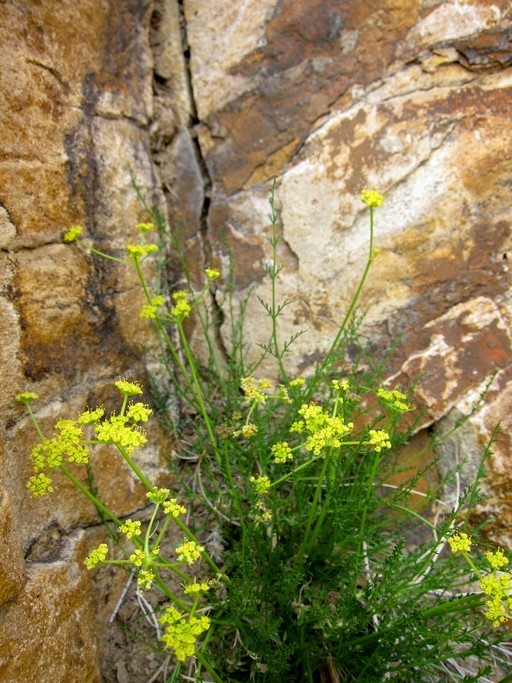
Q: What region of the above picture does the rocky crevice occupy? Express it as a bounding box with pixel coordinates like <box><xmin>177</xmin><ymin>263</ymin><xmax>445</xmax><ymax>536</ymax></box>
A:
<box><xmin>149</xmin><ymin>0</ymin><xmax>229</xmax><ymax>362</ymax></box>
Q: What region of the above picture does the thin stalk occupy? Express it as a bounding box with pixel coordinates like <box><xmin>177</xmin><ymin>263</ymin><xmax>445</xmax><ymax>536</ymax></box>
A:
<box><xmin>318</xmin><ymin>205</ymin><xmax>377</xmax><ymax>378</ymax></box>
<box><xmin>60</xmin><ymin>464</ymin><xmax>124</xmax><ymax>526</ymax></box>
<box><xmin>268</xmin><ymin>179</ymin><xmax>290</xmax><ymax>384</ymax></box>
<box><xmin>177</xmin><ymin>322</ymin><xmax>222</xmax><ymax>466</ymax></box>
<box><xmin>355</xmin><ymin>448</ymin><xmax>381</xmax><ymax>587</ymax></box>
<box><xmin>116</xmin><ymin>444</ymin><xmax>154</xmax><ymax>492</ymax></box>
<box><xmin>297</xmin><ymin>453</ymin><xmax>331</xmax><ymax>560</ymax></box>
<box><xmin>174</xmin><ymin>517</ymin><xmax>224</xmax><ymax>577</ymax></box>
<box><xmin>194</xmin><ymin>650</ymin><xmax>223</xmax><ymax>683</ymax></box>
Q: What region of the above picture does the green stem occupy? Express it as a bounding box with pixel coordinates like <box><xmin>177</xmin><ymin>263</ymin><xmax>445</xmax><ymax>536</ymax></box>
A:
<box><xmin>77</xmin><ymin>240</ymin><xmax>129</xmax><ymax>265</ymax></box>
<box><xmin>59</xmin><ymin>464</ymin><xmax>124</xmax><ymax>527</ymax></box>
<box><xmin>298</xmin><ymin>453</ymin><xmax>331</xmax><ymax>560</ymax></box>
<box><xmin>271</xmin><ymin>453</ymin><xmax>318</xmax><ymax>487</ymax></box>
<box><xmin>177</xmin><ymin>322</ymin><xmax>222</xmax><ymax>465</ymax></box>
<box><xmin>116</xmin><ymin>445</ymin><xmax>154</xmax><ymax>492</ymax></box>
<box><xmin>26</xmin><ymin>404</ymin><xmax>47</xmax><ymax>442</ymax></box>
<box><xmin>318</xmin><ymin>205</ymin><xmax>376</xmax><ymax>377</ymax></box>
<box><xmin>268</xmin><ymin>179</ymin><xmax>290</xmax><ymax>385</ymax></box>
<box><xmin>174</xmin><ymin>517</ymin><xmax>224</xmax><ymax>577</ymax></box>
<box><xmin>195</xmin><ymin>650</ymin><xmax>223</xmax><ymax>683</ymax></box>
<box><xmin>355</xmin><ymin>448</ymin><xmax>381</xmax><ymax>586</ymax></box>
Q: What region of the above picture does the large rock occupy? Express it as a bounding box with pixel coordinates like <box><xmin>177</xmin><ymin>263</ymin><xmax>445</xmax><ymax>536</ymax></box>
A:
<box><xmin>0</xmin><ymin>531</ymin><xmax>101</xmax><ymax>682</ymax></box>
<box><xmin>0</xmin><ymin>0</ymin><xmax>176</xmax><ymax>678</ymax></box>
<box><xmin>193</xmin><ymin>0</ymin><xmax>512</xmax><ymax>533</ymax></box>
<box><xmin>2</xmin><ymin>0</ymin><xmax>512</xmax><ymax>678</ymax></box>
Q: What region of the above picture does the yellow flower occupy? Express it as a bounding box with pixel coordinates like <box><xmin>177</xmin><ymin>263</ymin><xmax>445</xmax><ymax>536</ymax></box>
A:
<box><xmin>183</xmin><ymin>581</ymin><xmax>211</xmax><ymax>595</ymax></box>
<box><xmin>241</xmin><ymin>423</ymin><xmax>258</xmax><ymax>438</ymax></box>
<box><xmin>27</xmin><ymin>472</ymin><xmax>54</xmax><ymax>497</ymax></box>
<box><xmin>250</xmin><ymin>475</ymin><xmax>271</xmax><ymax>495</ymax></box>
<box><xmin>163</xmin><ymin>498</ymin><xmax>187</xmax><ymax>518</ymax></box>
<box><xmin>84</xmin><ymin>543</ymin><xmax>108</xmax><ymax>569</ymax></box>
<box><xmin>146</xmin><ymin>488</ymin><xmax>170</xmax><ymax>504</ymax></box>
<box><xmin>271</xmin><ymin>441</ymin><xmax>293</xmax><ymax>464</ymax></box>
<box><xmin>126</xmin><ymin>243</ymin><xmax>158</xmax><ymax>259</ymax></box>
<box><xmin>63</xmin><ymin>225</ymin><xmax>84</xmax><ymax>242</ymax></box>
<box><xmin>447</xmin><ymin>532</ymin><xmax>472</xmax><ymax>554</ymax></box>
<box><xmin>486</xmin><ymin>548</ymin><xmax>509</xmax><ymax>570</ymax></box>
<box><xmin>367</xmin><ymin>429</ymin><xmax>391</xmax><ymax>453</ymax></box>
<box><xmin>290</xmin><ymin>377</ymin><xmax>306</xmax><ymax>388</ymax></box>
<box><xmin>15</xmin><ymin>391</ymin><xmax>39</xmax><ymax>403</ymax></box>
<box><xmin>205</xmin><ymin>267</ymin><xmax>220</xmax><ymax>281</ymax></box>
<box><xmin>118</xmin><ymin>519</ymin><xmax>142</xmax><ymax>539</ymax></box>
<box><xmin>360</xmin><ymin>189</ymin><xmax>384</xmax><ymax>208</ymax></box>
<box><xmin>115</xmin><ymin>380</ymin><xmax>143</xmax><ymax>396</ymax></box>
<box><xmin>176</xmin><ymin>539</ymin><xmax>204</xmax><ymax>565</ymax></box>
<box><xmin>137</xmin><ymin>569</ymin><xmax>156</xmax><ymax>590</ymax></box>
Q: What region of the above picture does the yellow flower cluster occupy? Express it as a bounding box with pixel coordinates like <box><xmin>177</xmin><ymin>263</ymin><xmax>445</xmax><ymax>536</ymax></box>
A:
<box><xmin>126</xmin><ymin>403</ymin><xmax>152</xmax><ymax>423</ymax></box>
<box><xmin>449</xmin><ymin>535</ymin><xmax>512</xmax><ymax>627</ymax></box>
<box><xmin>447</xmin><ymin>533</ymin><xmax>472</xmax><ymax>554</ymax></box>
<box><xmin>78</xmin><ymin>407</ymin><xmax>105</xmax><ymax>424</ymax></box>
<box><xmin>95</xmin><ymin>414</ymin><xmax>147</xmax><ymax>454</ymax></box>
<box><xmin>241</xmin><ymin>423</ymin><xmax>258</xmax><ymax>438</ymax></box>
<box><xmin>84</xmin><ymin>543</ymin><xmax>109</xmax><ymax>569</ymax></box>
<box><xmin>205</xmin><ymin>267</ymin><xmax>220</xmax><ymax>281</ymax></box>
<box><xmin>376</xmin><ymin>387</ymin><xmax>412</xmax><ymax>413</ymax></box>
<box><xmin>137</xmin><ymin>568</ymin><xmax>156</xmax><ymax>590</ymax></box>
<box><xmin>134</xmin><ymin>547</ymin><xmax>159</xmax><ymax>568</ymax></box>
<box><xmin>367</xmin><ymin>429</ymin><xmax>391</xmax><ymax>453</ymax></box>
<box><xmin>27</xmin><ymin>472</ymin><xmax>53</xmax><ymax>496</ymax></box>
<box><xmin>271</xmin><ymin>441</ymin><xmax>293</xmax><ymax>464</ymax></box>
<box><xmin>63</xmin><ymin>225</ymin><xmax>84</xmax><ymax>242</ymax></box>
<box><xmin>289</xmin><ymin>377</ymin><xmax>306</xmax><ymax>388</ymax></box>
<box><xmin>278</xmin><ymin>386</ymin><xmax>292</xmax><ymax>404</ymax></box>
<box><xmin>163</xmin><ymin>498</ymin><xmax>187</xmax><ymax>518</ymax></box>
<box><xmin>291</xmin><ymin>402</ymin><xmax>353</xmax><ymax>455</ymax></box>
<box><xmin>118</xmin><ymin>519</ymin><xmax>142</xmax><ymax>539</ymax></box>
<box><xmin>253</xmin><ymin>499</ymin><xmax>273</xmax><ymax>524</ymax></box>
<box><xmin>481</xmin><ymin>549</ymin><xmax>511</xmax><ymax>626</ymax></box>
<box><xmin>146</xmin><ymin>487</ymin><xmax>170</xmax><ymax>504</ymax></box>
<box><xmin>24</xmin><ymin>386</ymin><xmax>153</xmax><ymax>497</ymax></box>
<box><xmin>29</xmin><ymin>418</ymin><xmax>89</xmax><ymax>488</ymax></box>
<box><xmin>360</xmin><ymin>189</ymin><xmax>384</xmax><ymax>208</ymax></box>
<box><xmin>176</xmin><ymin>539</ymin><xmax>204</xmax><ymax>565</ymax></box>
<box><xmin>183</xmin><ymin>580</ymin><xmax>211</xmax><ymax>595</ymax></box>
<box><xmin>140</xmin><ymin>295</ymin><xmax>165</xmax><ymax>319</ymax></box>
<box><xmin>171</xmin><ymin>291</ymin><xmax>191</xmax><ymax>322</ymax></box>
<box><xmin>240</xmin><ymin>376</ymin><xmax>272</xmax><ymax>404</ymax></box>
<box><xmin>115</xmin><ymin>380</ymin><xmax>143</xmax><ymax>396</ymax></box>
<box><xmin>250</xmin><ymin>475</ymin><xmax>271</xmax><ymax>495</ymax></box>
<box><xmin>15</xmin><ymin>391</ymin><xmax>39</xmax><ymax>403</ymax></box>
<box><xmin>331</xmin><ymin>379</ymin><xmax>350</xmax><ymax>392</ymax></box>
<box><xmin>160</xmin><ymin>606</ymin><xmax>211</xmax><ymax>661</ymax></box>
<box><xmin>126</xmin><ymin>243</ymin><xmax>158</xmax><ymax>260</ymax></box>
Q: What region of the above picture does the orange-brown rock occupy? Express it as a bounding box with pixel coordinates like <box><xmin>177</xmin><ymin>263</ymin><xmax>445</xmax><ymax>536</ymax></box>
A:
<box><xmin>2</xmin><ymin>0</ymin><xmax>512</xmax><ymax>679</ymax></box>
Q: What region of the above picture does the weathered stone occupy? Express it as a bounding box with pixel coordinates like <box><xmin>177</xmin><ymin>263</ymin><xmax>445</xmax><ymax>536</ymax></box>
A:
<box><xmin>0</xmin><ymin>1</ymin><xmax>174</xmax><ymax>678</ymax></box>
<box><xmin>395</xmin><ymin>297</ymin><xmax>512</xmax><ymax>422</ymax></box>
<box><xmin>0</xmin><ymin>530</ymin><xmax>101</xmax><ymax>682</ymax></box>
<box><xmin>0</xmin><ymin>487</ymin><xmax>25</xmax><ymax>607</ymax></box>
<box><xmin>2</xmin><ymin>0</ymin><xmax>512</xmax><ymax>676</ymax></box>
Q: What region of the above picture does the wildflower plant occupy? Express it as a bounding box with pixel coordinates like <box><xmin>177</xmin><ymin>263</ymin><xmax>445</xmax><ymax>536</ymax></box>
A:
<box><xmin>18</xmin><ymin>182</ymin><xmax>511</xmax><ymax>681</ymax></box>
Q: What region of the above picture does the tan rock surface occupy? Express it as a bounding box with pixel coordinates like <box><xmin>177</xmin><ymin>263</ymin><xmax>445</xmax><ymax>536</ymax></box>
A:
<box><xmin>0</xmin><ymin>1</ymin><xmax>173</xmax><ymax>678</ymax></box>
<box><xmin>2</xmin><ymin>0</ymin><xmax>512</xmax><ymax>678</ymax></box>
<box><xmin>0</xmin><ymin>531</ymin><xmax>101</xmax><ymax>682</ymax></box>
<box><xmin>199</xmin><ymin>0</ymin><xmax>512</xmax><ymax>535</ymax></box>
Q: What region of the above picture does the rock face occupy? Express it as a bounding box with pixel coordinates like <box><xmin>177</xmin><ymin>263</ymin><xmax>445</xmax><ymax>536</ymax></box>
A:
<box><xmin>1</xmin><ymin>0</ymin><xmax>512</xmax><ymax>679</ymax></box>
<box><xmin>189</xmin><ymin>0</ymin><xmax>512</xmax><ymax>538</ymax></box>
<box><xmin>0</xmin><ymin>1</ymin><xmax>173</xmax><ymax>679</ymax></box>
